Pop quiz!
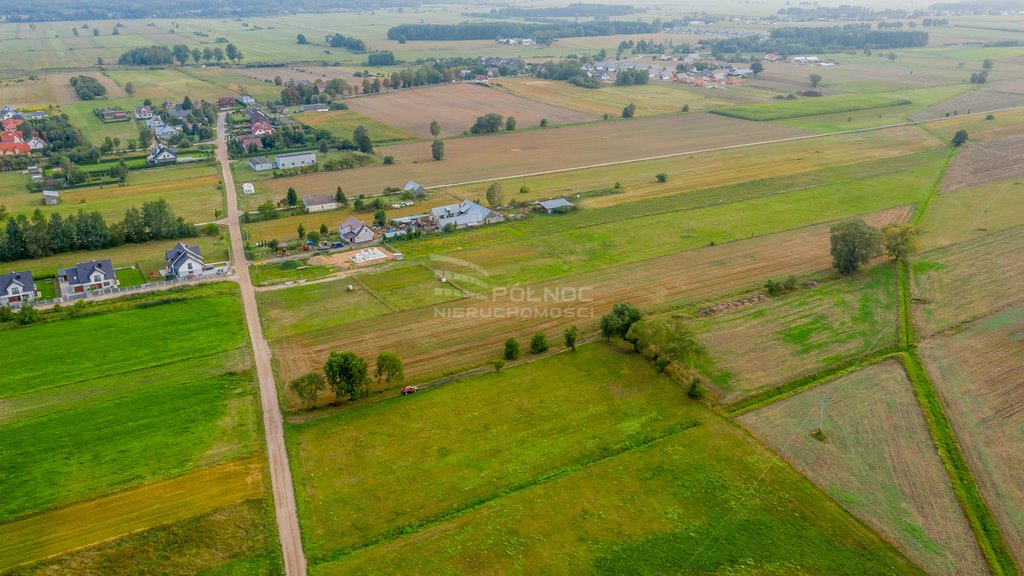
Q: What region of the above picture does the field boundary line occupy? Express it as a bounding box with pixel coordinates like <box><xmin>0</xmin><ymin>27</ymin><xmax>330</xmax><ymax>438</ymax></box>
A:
<box><xmin>351</xmin><ymin>275</ymin><xmax>396</xmax><ymax>312</ymax></box>
<box><xmin>307</xmin><ymin>418</ymin><xmax>703</xmax><ymax>567</ymax></box>
<box><xmin>900</xmin><ymin>351</ymin><xmax>1019</xmax><ymax>576</ymax></box>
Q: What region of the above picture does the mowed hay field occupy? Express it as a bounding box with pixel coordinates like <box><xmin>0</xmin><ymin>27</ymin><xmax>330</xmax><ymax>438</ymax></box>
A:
<box><xmin>0</xmin><ymin>163</ymin><xmax>224</xmax><ymax>224</ymax></box>
<box><xmin>273</xmin><ymin>207</ymin><xmax>913</xmax><ymax>397</ymax></box>
<box><xmin>912</xmin><ymin>226</ymin><xmax>1024</xmax><ymax>336</ymax></box>
<box><xmin>0</xmin><ymin>284</ymin><xmax>280</xmax><ymax>573</ymax></box>
<box><xmin>292</xmin><ymin>343</ymin><xmax>925</xmax><ymax>575</ymax></box>
<box><xmin>919</xmin><ymin>176</ymin><xmax>1024</xmax><ymax>251</ymax></box>
<box><xmin>345</xmin><ymin>82</ymin><xmax>598</xmax><ymax>137</ymax></box>
<box><xmin>739</xmin><ymin>360</ymin><xmax>988</xmax><ymax>576</ymax></box>
<box><xmin>354</xmin><ymin>263</ymin><xmax>458</xmax><ymax>311</ymax></box>
<box><xmin>693</xmin><ymin>265</ymin><xmax>900</xmax><ymax>403</ymax></box>
<box><xmin>940</xmin><ymin>133</ymin><xmax>1024</xmax><ymax>193</ymax></box>
<box><xmin>921</xmin><ymin>305</ymin><xmax>1024</xmax><ymax>565</ymax></box>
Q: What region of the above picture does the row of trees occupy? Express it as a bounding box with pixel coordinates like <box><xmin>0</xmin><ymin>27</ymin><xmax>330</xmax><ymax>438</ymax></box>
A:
<box><xmin>118</xmin><ymin>43</ymin><xmax>240</xmax><ymax>65</ymax></box>
<box><xmin>290</xmin><ymin>351</ymin><xmax>404</xmax><ymax>408</ymax></box>
<box><xmin>470</xmin><ymin>113</ymin><xmax>516</xmax><ymax>134</ymax></box>
<box><xmin>386</xmin><ymin>19</ymin><xmax>664</xmax><ymax>42</ymax></box>
<box><xmin>829</xmin><ymin>220</ymin><xmax>918</xmax><ymax>275</ymax></box>
<box><xmin>0</xmin><ymin>199</ymin><xmax>197</xmax><ymax>262</ymax></box>
<box><xmin>710</xmin><ymin>26</ymin><xmax>928</xmax><ymax>57</ymax></box>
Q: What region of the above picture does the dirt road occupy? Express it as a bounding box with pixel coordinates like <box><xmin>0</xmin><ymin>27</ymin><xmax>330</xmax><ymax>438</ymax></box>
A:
<box><xmin>216</xmin><ymin>113</ymin><xmax>307</xmax><ymax>575</ymax></box>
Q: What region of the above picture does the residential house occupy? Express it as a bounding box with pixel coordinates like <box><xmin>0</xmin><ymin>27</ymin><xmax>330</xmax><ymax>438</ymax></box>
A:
<box><xmin>135</xmin><ymin>105</ymin><xmax>154</xmax><ymax>119</ymax></box>
<box><xmin>430</xmin><ymin>200</ymin><xmax>504</xmax><ymax>229</ymax></box>
<box><xmin>27</xmin><ymin>110</ymin><xmax>47</xmax><ymax>120</ymax></box>
<box><xmin>164</xmin><ymin>242</ymin><xmax>204</xmax><ymax>279</ymax></box>
<box><xmin>274</xmin><ymin>151</ymin><xmax>316</xmax><ymax>170</ymax></box>
<box><xmin>240</xmin><ymin>95</ymin><xmax>256</xmax><ymax>106</ymax></box>
<box><xmin>248</xmin><ymin>156</ymin><xmax>274</xmax><ymax>171</ymax></box>
<box><xmin>1</xmin><ymin>105</ymin><xmax>22</xmax><ymax>120</ymax></box>
<box><xmin>303</xmin><ymin>194</ymin><xmax>337</xmax><ymax>213</ymax></box>
<box><xmin>147</xmin><ymin>145</ymin><xmax>177</xmax><ymax>164</ymax></box>
<box><xmin>300</xmin><ymin>103</ymin><xmax>329</xmax><ymax>113</ymax></box>
<box><xmin>1</xmin><ymin>130</ymin><xmax>24</xmax><ymax>144</ymax></box>
<box><xmin>217</xmin><ymin>97</ymin><xmax>237</xmax><ymax>108</ymax></box>
<box><xmin>42</xmin><ymin>190</ymin><xmax>59</xmax><ymax>205</ymax></box>
<box><xmin>251</xmin><ymin>121</ymin><xmax>274</xmax><ymax>136</ymax></box>
<box><xmin>763</xmin><ymin>53</ymin><xmax>781</xmax><ymax>62</ymax></box>
<box><xmin>0</xmin><ymin>270</ymin><xmax>37</xmax><ymax>307</ymax></box>
<box><xmin>58</xmin><ymin>260</ymin><xmax>118</xmax><ymax>294</ymax></box>
<box><xmin>535</xmin><ymin>198</ymin><xmax>575</xmax><ymax>214</ymax></box>
<box><xmin>153</xmin><ymin>124</ymin><xmax>180</xmax><ymax>140</ymax></box>
<box><xmin>169</xmin><ymin>106</ymin><xmax>190</xmax><ymax>120</ymax></box>
<box><xmin>403</xmin><ymin>180</ymin><xmax>427</xmax><ymax>197</ymax></box>
<box><xmin>339</xmin><ymin>217</ymin><xmax>374</xmax><ymax>244</ymax></box>
<box><xmin>26</xmin><ymin>136</ymin><xmax>46</xmax><ymax>151</ymax></box>
<box><xmin>236</xmin><ymin>134</ymin><xmax>264</xmax><ymax>152</ymax></box>
<box><xmin>1</xmin><ymin>118</ymin><xmax>21</xmax><ymax>131</ymax></box>
<box><xmin>0</xmin><ymin>143</ymin><xmax>29</xmax><ymax>155</ymax></box>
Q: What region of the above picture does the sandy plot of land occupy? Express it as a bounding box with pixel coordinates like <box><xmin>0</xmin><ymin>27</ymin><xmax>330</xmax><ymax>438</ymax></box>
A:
<box><xmin>346</xmin><ymin>82</ymin><xmax>598</xmax><ymax>137</ymax></box>
<box><xmin>261</xmin><ymin>112</ymin><xmax>810</xmax><ymax>199</ymax></box>
<box><xmin>740</xmin><ymin>360</ymin><xmax>988</xmax><ymax>576</ymax></box>
<box><xmin>273</xmin><ymin>207</ymin><xmax>909</xmax><ymax>392</ymax></box>
<box><xmin>942</xmin><ymin>133</ymin><xmax>1024</xmax><ymax>192</ymax></box>
<box><xmin>921</xmin><ymin>306</ymin><xmax>1024</xmax><ymax>566</ymax></box>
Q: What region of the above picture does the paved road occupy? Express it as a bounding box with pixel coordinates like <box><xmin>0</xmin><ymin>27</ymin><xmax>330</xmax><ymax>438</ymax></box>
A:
<box><xmin>216</xmin><ymin>112</ymin><xmax>307</xmax><ymax>576</ymax></box>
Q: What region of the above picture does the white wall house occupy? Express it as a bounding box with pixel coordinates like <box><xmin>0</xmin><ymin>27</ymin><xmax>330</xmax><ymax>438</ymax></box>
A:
<box><xmin>303</xmin><ymin>194</ymin><xmax>337</xmax><ymax>213</ymax></box>
<box><xmin>340</xmin><ymin>217</ymin><xmax>374</xmax><ymax>244</ymax></box>
<box><xmin>58</xmin><ymin>260</ymin><xmax>118</xmax><ymax>294</ymax></box>
<box><xmin>165</xmin><ymin>242</ymin><xmax>205</xmax><ymax>279</ymax></box>
<box><xmin>0</xmin><ymin>270</ymin><xmax>37</xmax><ymax>307</ymax></box>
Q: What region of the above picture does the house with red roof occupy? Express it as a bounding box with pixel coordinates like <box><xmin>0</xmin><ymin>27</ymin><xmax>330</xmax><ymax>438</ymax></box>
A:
<box><xmin>0</xmin><ymin>143</ymin><xmax>30</xmax><ymax>155</ymax></box>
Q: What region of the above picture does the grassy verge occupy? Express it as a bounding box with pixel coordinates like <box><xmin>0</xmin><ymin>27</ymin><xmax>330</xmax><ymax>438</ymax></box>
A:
<box><xmin>712</xmin><ymin>94</ymin><xmax>911</xmax><ymax>122</ymax></box>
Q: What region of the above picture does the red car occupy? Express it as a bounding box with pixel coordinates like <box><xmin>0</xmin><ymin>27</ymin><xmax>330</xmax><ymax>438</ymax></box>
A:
<box><xmin>401</xmin><ymin>385</ymin><xmax>418</xmax><ymax>395</ymax></box>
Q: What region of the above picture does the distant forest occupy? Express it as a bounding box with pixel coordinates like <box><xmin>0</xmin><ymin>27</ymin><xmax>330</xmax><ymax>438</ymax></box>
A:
<box><xmin>710</xmin><ymin>26</ymin><xmax>929</xmax><ymax>56</ymax></box>
<box><xmin>1</xmin><ymin>0</ymin><xmax>423</xmax><ymax>21</ymax></box>
<box><xmin>467</xmin><ymin>3</ymin><xmax>638</xmax><ymax>19</ymax></box>
<box><xmin>387</xmin><ymin>19</ymin><xmax>665</xmax><ymax>42</ymax></box>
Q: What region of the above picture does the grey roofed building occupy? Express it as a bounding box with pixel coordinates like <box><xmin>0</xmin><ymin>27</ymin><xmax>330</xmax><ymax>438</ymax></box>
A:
<box><xmin>303</xmin><ymin>194</ymin><xmax>337</xmax><ymax>212</ymax></box>
<box><xmin>42</xmin><ymin>190</ymin><xmax>59</xmax><ymax>205</ymax></box>
<box><xmin>403</xmin><ymin>180</ymin><xmax>427</xmax><ymax>197</ymax></box>
<box><xmin>58</xmin><ymin>259</ymin><xmax>116</xmax><ymax>290</ymax></box>
<box><xmin>165</xmin><ymin>242</ymin><xmax>203</xmax><ymax>269</ymax></box>
<box><xmin>0</xmin><ymin>270</ymin><xmax>35</xmax><ymax>304</ymax></box>
<box><xmin>301</xmin><ymin>103</ymin><xmax>329</xmax><ymax>113</ymax></box>
<box><xmin>430</xmin><ymin>200</ymin><xmax>504</xmax><ymax>229</ymax></box>
<box><xmin>535</xmin><ymin>198</ymin><xmax>575</xmax><ymax>213</ymax></box>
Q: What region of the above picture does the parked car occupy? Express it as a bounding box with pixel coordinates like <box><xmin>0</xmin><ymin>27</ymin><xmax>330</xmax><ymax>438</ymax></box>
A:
<box><xmin>401</xmin><ymin>385</ymin><xmax>418</xmax><ymax>395</ymax></box>
<box><xmin>330</xmin><ymin>242</ymin><xmax>343</xmax><ymax>248</ymax></box>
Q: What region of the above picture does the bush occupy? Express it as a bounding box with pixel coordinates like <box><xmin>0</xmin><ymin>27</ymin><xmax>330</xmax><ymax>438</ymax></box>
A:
<box><xmin>688</xmin><ymin>379</ymin><xmax>705</xmax><ymax>400</ymax></box>
<box><xmin>493</xmin><ymin>359</ymin><xmax>505</xmax><ymax>373</ymax></box>
<box><xmin>656</xmin><ymin>172</ymin><xmax>668</xmax><ymax>183</ymax></box>
<box><xmin>504</xmin><ymin>337</ymin><xmax>520</xmax><ymax>360</ymax></box>
<box><xmin>383</xmin><ymin>155</ymin><xmax>395</xmax><ymax>165</ymax></box>
<box><xmin>530</xmin><ymin>332</ymin><xmax>548</xmax><ymax>354</ymax></box>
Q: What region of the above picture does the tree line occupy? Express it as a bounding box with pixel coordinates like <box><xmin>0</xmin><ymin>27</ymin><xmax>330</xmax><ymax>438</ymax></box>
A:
<box><xmin>0</xmin><ymin>199</ymin><xmax>197</xmax><ymax>262</ymax></box>
<box><xmin>710</xmin><ymin>26</ymin><xmax>928</xmax><ymax>57</ymax></box>
<box><xmin>2</xmin><ymin>0</ymin><xmax>420</xmax><ymax>21</ymax></box>
<box><xmin>387</xmin><ymin>19</ymin><xmax>665</xmax><ymax>42</ymax></box>
<box><xmin>118</xmin><ymin>43</ymin><xmax>241</xmax><ymax>65</ymax></box>
<box><xmin>290</xmin><ymin>351</ymin><xmax>405</xmax><ymax>408</ymax></box>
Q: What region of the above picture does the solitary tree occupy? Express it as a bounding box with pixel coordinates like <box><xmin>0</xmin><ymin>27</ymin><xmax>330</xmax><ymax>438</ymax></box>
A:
<box><xmin>504</xmin><ymin>337</ymin><xmax>520</xmax><ymax>360</ymax></box>
<box><xmin>323</xmin><ymin>351</ymin><xmax>369</xmax><ymax>401</ymax></box>
<box><xmin>485</xmin><ymin>182</ymin><xmax>503</xmax><ymax>207</ymax></box>
<box><xmin>751</xmin><ymin>62</ymin><xmax>764</xmax><ymax>78</ymax></box>
<box><xmin>829</xmin><ymin>219</ymin><xmax>882</xmax><ymax>275</ymax></box>
<box><xmin>540</xmin><ymin>118</ymin><xmax>549</xmax><ymax>127</ymax></box>
<box><xmin>625</xmin><ymin>318</ymin><xmax>708</xmax><ymax>372</ymax></box>
<box><xmin>290</xmin><ymin>372</ymin><xmax>326</xmax><ymax>408</ymax></box>
<box><xmin>983</xmin><ymin>58</ymin><xmax>993</xmax><ymax>70</ymax></box>
<box><xmin>335</xmin><ymin>187</ymin><xmax>346</xmax><ymax>205</ymax></box>
<box><xmin>505</xmin><ymin>116</ymin><xmax>517</xmax><ymax>131</ymax></box>
<box><xmin>493</xmin><ymin>359</ymin><xmax>505</xmax><ymax>373</ymax></box>
<box><xmin>297</xmin><ymin>223</ymin><xmax>306</xmax><ymax>239</ymax></box>
<box><xmin>296</xmin><ymin>33</ymin><xmax>308</xmax><ymax>44</ymax></box>
<box><xmin>887</xmin><ymin>52</ymin><xmax>898</xmax><ymax>62</ymax></box>
<box><xmin>882</xmin><ymin>223</ymin><xmax>917</xmax><ymax>263</ymax></box>
<box><xmin>656</xmin><ymin>172</ymin><xmax>668</xmax><ymax>183</ymax></box>
<box><xmin>373</xmin><ymin>209</ymin><xmax>387</xmax><ymax>227</ymax></box>
<box><xmin>353</xmin><ymin>125</ymin><xmax>374</xmax><ymax>154</ymax></box>
<box><xmin>125</xmin><ymin>81</ymin><xmax>135</xmax><ymax>95</ymax></box>
<box><xmin>530</xmin><ymin>332</ymin><xmax>549</xmax><ymax>354</ymax></box>
<box><xmin>621</xmin><ymin>103</ymin><xmax>637</xmax><ymax>118</ymax></box>
<box><xmin>431</xmin><ymin>139</ymin><xmax>445</xmax><ymax>161</ymax></box>
<box><xmin>375</xmin><ymin>352</ymin><xmax>404</xmax><ymax>389</ymax></box>
<box><xmin>226</xmin><ymin>43</ymin><xmax>238</xmax><ymax>62</ymax></box>
<box><xmin>286</xmin><ymin>187</ymin><xmax>298</xmax><ymax>206</ymax></box>
<box><xmin>429</xmin><ymin>120</ymin><xmax>441</xmax><ymax>138</ymax></box>
<box><xmin>563</xmin><ymin>325</ymin><xmax>579</xmax><ymax>351</ymax></box>
<box><xmin>600</xmin><ymin>303</ymin><xmax>643</xmax><ymax>341</ymax></box>
<box><xmin>952</xmin><ymin>129</ymin><xmax>969</xmax><ymax>147</ymax></box>
<box><xmin>809</xmin><ymin>73</ymin><xmax>822</xmax><ymax>87</ymax></box>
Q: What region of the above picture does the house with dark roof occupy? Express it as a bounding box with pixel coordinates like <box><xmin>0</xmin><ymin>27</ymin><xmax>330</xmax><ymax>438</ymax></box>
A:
<box><xmin>164</xmin><ymin>242</ymin><xmax>204</xmax><ymax>279</ymax></box>
<box><xmin>339</xmin><ymin>217</ymin><xmax>374</xmax><ymax>244</ymax></box>
<box><xmin>58</xmin><ymin>260</ymin><xmax>117</xmax><ymax>294</ymax></box>
<box><xmin>147</xmin><ymin>146</ymin><xmax>177</xmax><ymax>164</ymax></box>
<box><xmin>236</xmin><ymin>134</ymin><xmax>264</xmax><ymax>152</ymax></box>
<box><xmin>430</xmin><ymin>200</ymin><xmax>504</xmax><ymax>229</ymax></box>
<box><xmin>303</xmin><ymin>194</ymin><xmax>337</xmax><ymax>213</ymax></box>
<box><xmin>135</xmin><ymin>105</ymin><xmax>154</xmax><ymax>119</ymax></box>
<box><xmin>0</xmin><ymin>270</ymin><xmax>37</xmax><ymax>307</ymax></box>
<box><xmin>217</xmin><ymin>97</ymin><xmax>237</xmax><ymax>109</ymax></box>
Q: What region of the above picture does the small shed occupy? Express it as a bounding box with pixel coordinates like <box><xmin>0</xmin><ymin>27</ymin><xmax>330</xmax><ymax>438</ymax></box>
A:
<box><xmin>42</xmin><ymin>190</ymin><xmax>59</xmax><ymax>205</ymax></box>
<box><xmin>535</xmin><ymin>198</ymin><xmax>575</xmax><ymax>214</ymax></box>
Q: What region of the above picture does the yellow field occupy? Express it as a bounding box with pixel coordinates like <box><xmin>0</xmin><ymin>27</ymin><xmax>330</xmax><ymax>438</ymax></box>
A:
<box><xmin>0</xmin><ymin>459</ymin><xmax>263</xmax><ymax>572</ymax></box>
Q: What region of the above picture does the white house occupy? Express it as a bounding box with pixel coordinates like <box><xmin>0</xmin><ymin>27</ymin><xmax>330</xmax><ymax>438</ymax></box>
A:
<box><xmin>248</xmin><ymin>157</ymin><xmax>274</xmax><ymax>171</ymax></box>
<box><xmin>147</xmin><ymin>146</ymin><xmax>177</xmax><ymax>164</ymax></box>
<box><xmin>164</xmin><ymin>242</ymin><xmax>204</xmax><ymax>279</ymax></box>
<box><xmin>430</xmin><ymin>200</ymin><xmax>504</xmax><ymax>229</ymax></box>
<box><xmin>303</xmin><ymin>194</ymin><xmax>337</xmax><ymax>213</ymax></box>
<box><xmin>339</xmin><ymin>217</ymin><xmax>374</xmax><ymax>244</ymax></box>
<box><xmin>42</xmin><ymin>190</ymin><xmax>59</xmax><ymax>205</ymax></box>
<box><xmin>58</xmin><ymin>260</ymin><xmax>118</xmax><ymax>294</ymax></box>
<box><xmin>135</xmin><ymin>105</ymin><xmax>154</xmax><ymax>119</ymax></box>
<box><xmin>26</xmin><ymin>137</ymin><xmax>46</xmax><ymax>151</ymax></box>
<box><xmin>0</xmin><ymin>270</ymin><xmax>37</xmax><ymax>307</ymax></box>
<box><xmin>274</xmin><ymin>151</ymin><xmax>317</xmax><ymax>170</ymax></box>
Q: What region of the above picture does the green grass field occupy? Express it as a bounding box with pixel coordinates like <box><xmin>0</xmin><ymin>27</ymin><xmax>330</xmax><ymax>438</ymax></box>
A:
<box><xmin>257</xmin><ymin>279</ymin><xmax>393</xmax><ymax>341</ymax></box>
<box><xmin>693</xmin><ymin>265</ymin><xmax>899</xmax><ymax>402</ymax></box>
<box><xmin>0</xmin><ymin>286</ymin><xmax>256</xmax><ymax>523</ymax></box>
<box><xmin>250</xmin><ymin>259</ymin><xmax>334</xmax><ymax>286</ymax></box>
<box><xmin>291</xmin><ymin>342</ymin><xmax>924</xmax><ymax>574</ymax></box>
<box><xmin>59</xmin><ymin>99</ymin><xmax>142</xmax><ymax>146</ymax></box>
<box><xmin>779</xmin><ymin>85</ymin><xmax>974</xmax><ymax>132</ymax></box>
<box><xmin>713</xmin><ymin>93</ymin><xmax>911</xmax><ymax>122</ymax></box>
<box><xmin>114</xmin><ymin>266</ymin><xmax>146</xmax><ymax>287</ymax></box>
<box><xmin>354</xmin><ymin>263</ymin><xmax>458</xmax><ymax>310</ymax></box>
<box><xmin>740</xmin><ymin>360</ymin><xmax>988</xmax><ymax>576</ymax></box>
<box><xmin>294</xmin><ymin>109</ymin><xmax>416</xmax><ymax>144</ymax></box>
